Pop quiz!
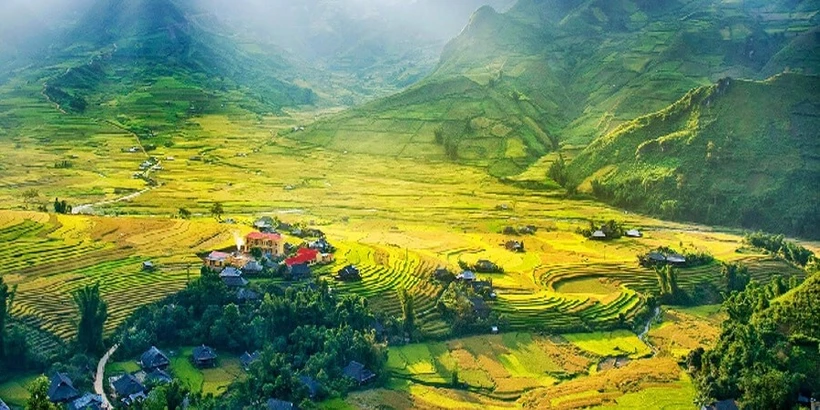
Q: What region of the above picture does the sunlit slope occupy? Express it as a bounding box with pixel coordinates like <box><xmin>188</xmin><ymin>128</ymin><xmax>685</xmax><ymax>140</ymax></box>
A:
<box><xmin>567</xmin><ymin>73</ymin><xmax>820</xmax><ymax>238</ymax></box>
<box><xmin>299</xmin><ymin>0</ymin><xmax>819</xmax><ymax>176</ymax></box>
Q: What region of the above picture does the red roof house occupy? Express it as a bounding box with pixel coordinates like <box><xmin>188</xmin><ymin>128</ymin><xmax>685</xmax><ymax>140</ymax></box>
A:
<box><xmin>285</xmin><ymin>248</ymin><xmax>320</xmax><ymax>267</ymax></box>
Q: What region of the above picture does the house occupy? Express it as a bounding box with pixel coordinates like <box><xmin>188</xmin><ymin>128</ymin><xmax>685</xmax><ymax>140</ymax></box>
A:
<box><xmin>474</xmin><ymin>260</ymin><xmax>500</xmax><ymax>273</ymax></box>
<box><xmin>219</xmin><ymin>267</ymin><xmax>243</xmax><ymax>278</ymax></box>
<box><xmin>457</xmin><ymin>271</ymin><xmax>476</xmax><ymax>281</ymax></box>
<box><xmin>505</xmin><ymin>240</ymin><xmax>525</xmax><ymax>253</ymax></box>
<box><xmin>48</xmin><ymin>372</ymin><xmax>80</xmax><ymax>403</ymax></box>
<box><xmin>288</xmin><ymin>263</ymin><xmax>312</xmax><ymax>280</ymax></box>
<box><xmin>0</xmin><ymin>399</ymin><xmax>9</xmax><ymax>410</ymax></box>
<box><xmin>666</xmin><ymin>254</ymin><xmax>687</xmax><ymax>264</ymax></box>
<box><xmin>244</xmin><ymin>232</ymin><xmax>284</xmax><ymax>257</ymax></box>
<box><xmin>626</xmin><ymin>229</ymin><xmax>642</xmax><ymax>238</ymax></box>
<box><xmin>205</xmin><ymin>251</ymin><xmax>231</xmax><ymax>270</ymax></box>
<box><xmin>111</xmin><ymin>374</ymin><xmax>146</xmax><ymax>405</ymax></box>
<box><xmin>647</xmin><ymin>252</ymin><xmax>666</xmax><ymax>263</ymax></box>
<box><xmin>469</xmin><ymin>297</ymin><xmax>491</xmax><ymax>319</ymax></box>
<box><xmin>68</xmin><ymin>393</ymin><xmax>103</xmax><ymax>410</ymax></box>
<box><xmin>336</xmin><ymin>265</ymin><xmax>361</xmax><ymax>281</ymax></box>
<box><xmin>285</xmin><ymin>248</ymin><xmax>321</xmax><ymax>267</ymax></box>
<box><xmin>237</xmin><ymin>288</ymin><xmax>261</xmax><ymax>303</ymax></box>
<box><xmin>300</xmin><ymin>375</ymin><xmax>321</xmax><ymax>399</ymax></box>
<box><xmin>519</xmin><ymin>225</ymin><xmax>537</xmax><ymax>235</ymax></box>
<box><xmin>343</xmin><ymin>361</ymin><xmax>376</xmax><ymax>385</ymax></box>
<box><xmin>502</xmin><ymin>226</ymin><xmax>518</xmax><ymax>235</ymax></box>
<box><xmin>142</xmin><ymin>261</ymin><xmax>155</xmax><ymax>271</ymax></box>
<box><xmin>266</xmin><ymin>399</ymin><xmax>295</xmax><ymax>410</ymax></box>
<box><xmin>140</xmin><ymin>346</ymin><xmax>170</xmax><ymax>370</ymax></box>
<box><xmin>591</xmin><ymin>230</ymin><xmax>607</xmax><ymax>240</ymax></box>
<box><xmin>491</xmin><ymin>326</ymin><xmax>499</xmax><ymax>334</ymax></box>
<box><xmin>254</xmin><ymin>217</ymin><xmax>276</xmax><ymax>232</ymax></box>
<box><xmin>222</xmin><ymin>275</ymin><xmax>249</xmax><ymax>288</ymax></box>
<box><xmin>701</xmin><ymin>399</ymin><xmax>739</xmax><ymax>410</ymax></box>
<box><xmin>144</xmin><ymin>369</ymin><xmax>172</xmax><ymax>385</ymax></box>
<box><xmin>240</xmin><ymin>351</ymin><xmax>261</xmax><ymax>370</ymax></box>
<box><xmin>308</xmin><ymin>238</ymin><xmax>333</xmax><ymax>253</ymax></box>
<box><xmin>243</xmin><ymin>260</ymin><xmax>264</xmax><ymax>274</ymax></box>
<box><xmin>192</xmin><ymin>345</ymin><xmax>218</xmax><ymax>367</ymax></box>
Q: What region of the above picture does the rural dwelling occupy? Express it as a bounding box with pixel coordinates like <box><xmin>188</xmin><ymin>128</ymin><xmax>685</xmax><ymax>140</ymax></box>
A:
<box><xmin>469</xmin><ymin>297</ymin><xmax>491</xmax><ymax>319</ymax></box>
<box><xmin>701</xmin><ymin>399</ymin><xmax>739</xmax><ymax>410</ymax></box>
<box><xmin>140</xmin><ymin>346</ymin><xmax>170</xmax><ymax>370</ymax></box>
<box><xmin>457</xmin><ymin>271</ymin><xmax>476</xmax><ymax>281</ymax></box>
<box><xmin>505</xmin><ymin>240</ymin><xmax>525</xmax><ymax>253</ymax></box>
<box><xmin>343</xmin><ymin>361</ymin><xmax>376</xmax><ymax>385</ymax></box>
<box><xmin>240</xmin><ymin>351</ymin><xmax>261</xmax><ymax>370</ymax></box>
<box><xmin>68</xmin><ymin>393</ymin><xmax>103</xmax><ymax>410</ymax></box>
<box><xmin>142</xmin><ymin>369</ymin><xmax>172</xmax><ymax>385</ymax></box>
<box><xmin>626</xmin><ymin>229</ymin><xmax>642</xmax><ymax>238</ymax></box>
<box><xmin>243</xmin><ymin>232</ymin><xmax>284</xmax><ymax>258</ymax></box>
<box><xmin>266</xmin><ymin>399</ymin><xmax>295</xmax><ymax>410</ymax></box>
<box><xmin>243</xmin><ymin>259</ymin><xmax>264</xmax><ymax>274</ymax></box>
<box><xmin>285</xmin><ymin>248</ymin><xmax>322</xmax><ymax>266</ymax></box>
<box><xmin>142</xmin><ymin>261</ymin><xmax>155</xmax><ymax>271</ymax></box>
<box><xmin>336</xmin><ymin>265</ymin><xmax>362</xmax><ymax>281</ymax></box>
<box><xmin>666</xmin><ymin>254</ymin><xmax>687</xmax><ymax>264</ymax></box>
<box><xmin>308</xmin><ymin>238</ymin><xmax>333</xmax><ymax>253</ymax></box>
<box><xmin>193</xmin><ymin>345</ymin><xmax>218</xmax><ymax>367</ymax></box>
<box><xmin>491</xmin><ymin>326</ymin><xmax>499</xmax><ymax>334</ymax></box>
<box><xmin>288</xmin><ymin>263</ymin><xmax>312</xmax><ymax>280</ymax></box>
<box><xmin>48</xmin><ymin>372</ymin><xmax>80</xmax><ymax>403</ymax></box>
<box><xmin>254</xmin><ymin>217</ymin><xmax>276</xmax><ymax>232</ymax></box>
<box><xmin>222</xmin><ymin>275</ymin><xmax>249</xmax><ymax>288</ymax></box>
<box><xmin>219</xmin><ymin>267</ymin><xmax>243</xmax><ymax>278</ymax></box>
<box><xmin>300</xmin><ymin>375</ymin><xmax>321</xmax><ymax>399</ymax></box>
<box><xmin>648</xmin><ymin>252</ymin><xmax>667</xmax><ymax>263</ymax></box>
<box><xmin>110</xmin><ymin>374</ymin><xmax>146</xmax><ymax>406</ymax></box>
<box><xmin>236</xmin><ymin>288</ymin><xmax>261</xmax><ymax>303</ymax></box>
<box><xmin>591</xmin><ymin>230</ymin><xmax>607</xmax><ymax>240</ymax></box>
<box><xmin>205</xmin><ymin>251</ymin><xmax>231</xmax><ymax>270</ymax></box>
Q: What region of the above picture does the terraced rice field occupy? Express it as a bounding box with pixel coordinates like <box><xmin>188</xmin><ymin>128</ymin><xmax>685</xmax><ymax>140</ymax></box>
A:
<box><xmin>0</xmin><ymin>210</ymin><xmax>239</xmax><ymax>343</ymax></box>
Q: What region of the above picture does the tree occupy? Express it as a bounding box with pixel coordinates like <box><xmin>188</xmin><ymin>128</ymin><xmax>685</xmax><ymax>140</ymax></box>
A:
<box><xmin>178</xmin><ymin>208</ymin><xmax>192</xmax><ymax>219</ymax></box>
<box><xmin>53</xmin><ymin>198</ymin><xmax>71</xmax><ymax>214</ymax></box>
<box><xmin>548</xmin><ymin>154</ymin><xmax>568</xmax><ymax>186</ymax></box>
<box><xmin>72</xmin><ymin>284</ymin><xmax>108</xmax><ymax>353</ymax></box>
<box><xmin>0</xmin><ymin>276</ymin><xmax>16</xmax><ymax>360</ymax></box>
<box><xmin>398</xmin><ymin>288</ymin><xmax>415</xmax><ymax>337</ymax></box>
<box><xmin>26</xmin><ymin>376</ymin><xmax>59</xmax><ymax>410</ymax></box>
<box><xmin>210</xmin><ymin>202</ymin><xmax>224</xmax><ymax>221</ymax></box>
<box><xmin>22</xmin><ymin>189</ymin><xmax>40</xmax><ymax>209</ymax></box>
<box><xmin>721</xmin><ymin>262</ymin><xmax>750</xmax><ymax>294</ymax></box>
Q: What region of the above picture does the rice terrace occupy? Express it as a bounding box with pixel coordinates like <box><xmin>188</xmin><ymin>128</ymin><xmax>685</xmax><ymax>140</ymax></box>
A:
<box><xmin>0</xmin><ymin>1</ymin><xmax>818</xmax><ymax>410</ymax></box>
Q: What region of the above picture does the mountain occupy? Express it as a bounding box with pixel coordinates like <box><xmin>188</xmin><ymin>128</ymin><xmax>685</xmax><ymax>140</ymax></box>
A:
<box><xmin>566</xmin><ymin>73</ymin><xmax>820</xmax><ymax>238</ymax></box>
<box><xmin>298</xmin><ymin>0</ymin><xmax>820</xmax><ymax>177</ymax></box>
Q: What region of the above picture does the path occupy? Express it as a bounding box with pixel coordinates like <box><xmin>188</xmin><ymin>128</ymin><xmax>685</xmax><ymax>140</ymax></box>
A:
<box><xmin>638</xmin><ymin>306</ymin><xmax>661</xmax><ymax>356</ymax></box>
<box><xmin>95</xmin><ymin>344</ymin><xmax>118</xmax><ymax>409</ymax></box>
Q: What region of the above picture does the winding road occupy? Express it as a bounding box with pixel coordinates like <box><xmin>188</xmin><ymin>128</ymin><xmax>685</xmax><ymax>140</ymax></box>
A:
<box><xmin>94</xmin><ymin>344</ymin><xmax>119</xmax><ymax>409</ymax></box>
<box><xmin>638</xmin><ymin>306</ymin><xmax>662</xmax><ymax>356</ymax></box>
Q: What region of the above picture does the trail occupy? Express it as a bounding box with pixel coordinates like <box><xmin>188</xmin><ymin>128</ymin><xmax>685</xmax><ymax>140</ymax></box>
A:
<box><xmin>95</xmin><ymin>344</ymin><xmax>119</xmax><ymax>409</ymax></box>
<box><xmin>638</xmin><ymin>306</ymin><xmax>661</xmax><ymax>356</ymax></box>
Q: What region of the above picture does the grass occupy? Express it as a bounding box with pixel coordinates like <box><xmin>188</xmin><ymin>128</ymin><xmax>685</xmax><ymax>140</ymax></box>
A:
<box><xmin>593</xmin><ymin>373</ymin><xmax>697</xmax><ymax>410</ymax></box>
<box><xmin>169</xmin><ymin>347</ymin><xmax>243</xmax><ymax>396</ymax></box>
<box><xmin>0</xmin><ymin>373</ymin><xmax>38</xmax><ymax>408</ymax></box>
<box><xmin>563</xmin><ymin>331</ymin><xmax>652</xmax><ymax>359</ymax></box>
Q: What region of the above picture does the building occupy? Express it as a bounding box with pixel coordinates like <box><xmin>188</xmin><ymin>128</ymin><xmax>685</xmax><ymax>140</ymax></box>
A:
<box><xmin>193</xmin><ymin>345</ymin><xmax>218</xmax><ymax>367</ymax></box>
<box><xmin>469</xmin><ymin>297</ymin><xmax>491</xmax><ymax>319</ymax></box>
<box><xmin>285</xmin><ymin>248</ymin><xmax>321</xmax><ymax>267</ymax></box>
<box><xmin>300</xmin><ymin>376</ymin><xmax>321</xmax><ymax>399</ymax></box>
<box><xmin>254</xmin><ymin>217</ymin><xmax>276</xmax><ymax>232</ymax></box>
<box><xmin>266</xmin><ymin>399</ymin><xmax>295</xmax><ymax>410</ymax></box>
<box><xmin>68</xmin><ymin>393</ymin><xmax>103</xmax><ymax>410</ymax></box>
<box><xmin>142</xmin><ymin>261</ymin><xmax>155</xmax><ymax>271</ymax></box>
<box><xmin>666</xmin><ymin>254</ymin><xmax>687</xmax><ymax>264</ymax></box>
<box><xmin>457</xmin><ymin>271</ymin><xmax>476</xmax><ymax>281</ymax></box>
<box><xmin>336</xmin><ymin>265</ymin><xmax>361</xmax><ymax>281</ymax></box>
<box><xmin>219</xmin><ymin>267</ymin><xmax>243</xmax><ymax>278</ymax></box>
<box><xmin>626</xmin><ymin>229</ymin><xmax>642</xmax><ymax>238</ymax></box>
<box><xmin>288</xmin><ymin>263</ymin><xmax>312</xmax><ymax>280</ymax></box>
<box><xmin>222</xmin><ymin>275</ymin><xmax>250</xmax><ymax>288</ymax></box>
<box><xmin>647</xmin><ymin>252</ymin><xmax>666</xmax><ymax>263</ymax></box>
<box><xmin>48</xmin><ymin>372</ymin><xmax>80</xmax><ymax>403</ymax></box>
<box><xmin>140</xmin><ymin>346</ymin><xmax>170</xmax><ymax>370</ymax></box>
<box><xmin>236</xmin><ymin>288</ymin><xmax>261</xmax><ymax>303</ymax></box>
<box><xmin>243</xmin><ymin>232</ymin><xmax>284</xmax><ymax>257</ymax></box>
<box><xmin>591</xmin><ymin>230</ymin><xmax>607</xmax><ymax>240</ymax></box>
<box><xmin>343</xmin><ymin>361</ymin><xmax>376</xmax><ymax>385</ymax></box>
<box><xmin>110</xmin><ymin>374</ymin><xmax>146</xmax><ymax>406</ymax></box>
<box><xmin>240</xmin><ymin>351</ymin><xmax>261</xmax><ymax>370</ymax></box>
<box><xmin>243</xmin><ymin>259</ymin><xmax>264</xmax><ymax>274</ymax></box>
<box><xmin>505</xmin><ymin>240</ymin><xmax>525</xmax><ymax>253</ymax></box>
<box><xmin>205</xmin><ymin>251</ymin><xmax>231</xmax><ymax>270</ymax></box>
<box><xmin>143</xmin><ymin>369</ymin><xmax>172</xmax><ymax>385</ymax></box>
<box><xmin>701</xmin><ymin>399</ymin><xmax>738</xmax><ymax>410</ymax></box>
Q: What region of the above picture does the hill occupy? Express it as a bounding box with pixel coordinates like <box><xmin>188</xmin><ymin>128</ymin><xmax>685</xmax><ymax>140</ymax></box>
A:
<box><xmin>297</xmin><ymin>0</ymin><xmax>820</xmax><ymax>177</ymax></box>
<box><xmin>565</xmin><ymin>73</ymin><xmax>820</xmax><ymax>238</ymax></box>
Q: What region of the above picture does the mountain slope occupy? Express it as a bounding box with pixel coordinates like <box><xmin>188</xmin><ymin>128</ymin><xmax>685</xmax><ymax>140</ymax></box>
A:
<box><xmin>566</xmin><ymin>73</ymin><xmax>820</xmax><ymax>238</ymax></box>
<box><xmin>298</xmin><ymin>0</ymin><xmax>820</xmax><ymax>177</ymax></box>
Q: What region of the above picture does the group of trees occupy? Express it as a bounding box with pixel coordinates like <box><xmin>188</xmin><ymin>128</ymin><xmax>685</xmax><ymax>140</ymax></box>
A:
<box><xmin>115</xmin><ymin>268</ymin><xmax>386</xmax><ymax>406</ymax></box>
<box><xmin>654</xmin><ymin>265</ymin><xmax>684</xmax><ymax>304</ymax></box>
<box><xmin>0</xmin><ymin>276</ymin><xmax>29</xmax><ymax>374</ymax></box>
<box><xmin>578</xmin><ymin>220</ymin><xmax>626</xmax><ymax>239</ymax></box>
<box><xmin>53</xmin><ymin>198</ymin><xmax>72</xmax><ymax>214</ymax></box>
<box><xmin>745</xmin><ymin>232</ymin><xmax>815</xmax><ymax>267</ymax></box>
<box><xmin>689</xmin><ymin>270</ymin><xmax>818</xmax><ymax>409</ymax></box>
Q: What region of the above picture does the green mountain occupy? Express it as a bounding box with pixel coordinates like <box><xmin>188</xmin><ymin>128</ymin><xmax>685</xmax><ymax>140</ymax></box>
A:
<box><xmin>299</xmin><ymin>0</ymin><xmax>819</xmax><ymax>177</ymax></box>
<box><xmin>16</xmin><ymin>0</ymin><xmax>317</xmax><ymax>142</ymax></box>
<box><xmin>566</xmin><ymin>73</ymin><xmax>820</xmax><ymax>238</ymax></box>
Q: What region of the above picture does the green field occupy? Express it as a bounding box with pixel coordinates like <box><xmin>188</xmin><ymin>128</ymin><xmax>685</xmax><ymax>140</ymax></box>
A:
<box><xmin>563</xmin><ymin>331</ymin><xmax>651</xmax><ymax>359</ymax></box>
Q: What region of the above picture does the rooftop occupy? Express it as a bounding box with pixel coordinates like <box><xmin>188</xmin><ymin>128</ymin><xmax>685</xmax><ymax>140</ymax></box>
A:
<box><xmin>247</xmin><ymin>232</ymin><xmax>282</xmax><ymax>241</ymax></box>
